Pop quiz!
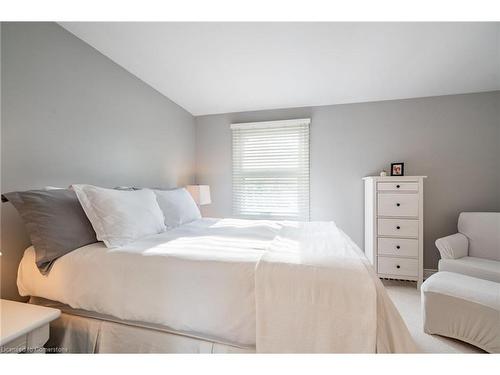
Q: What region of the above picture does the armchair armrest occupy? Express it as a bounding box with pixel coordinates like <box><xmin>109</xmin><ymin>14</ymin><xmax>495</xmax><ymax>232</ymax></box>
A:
<box><xmin>435</xmin><ymin>233</ymin><xmax>469</xmax><ymax>259</ymax></box>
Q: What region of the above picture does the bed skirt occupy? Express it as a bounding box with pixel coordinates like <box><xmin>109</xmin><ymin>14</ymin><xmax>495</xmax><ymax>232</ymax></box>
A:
<box><xmin>30</xmin><ymin>298</ymin><xmax>254</xmax><ymax>354</ymax></box>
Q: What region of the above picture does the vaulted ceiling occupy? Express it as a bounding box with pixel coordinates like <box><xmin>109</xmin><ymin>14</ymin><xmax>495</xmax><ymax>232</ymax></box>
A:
<box><xmin>60</xmin><ymin>22</ymin><xmax>500</xmax><ymax>116</ymax></box>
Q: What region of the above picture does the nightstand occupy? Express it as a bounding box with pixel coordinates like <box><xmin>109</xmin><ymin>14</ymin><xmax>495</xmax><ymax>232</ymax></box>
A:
<box><xmin>0</xmin><ymin>299</ymin><xmax>61</xmax><ymax>353</ymax></box>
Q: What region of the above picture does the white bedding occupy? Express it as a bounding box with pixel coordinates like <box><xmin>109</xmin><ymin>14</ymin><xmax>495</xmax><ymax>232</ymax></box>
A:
<box><xmin>18</xmin><ymin>218</ymin><xmax>416</xmax><ymax>352</ymax></box>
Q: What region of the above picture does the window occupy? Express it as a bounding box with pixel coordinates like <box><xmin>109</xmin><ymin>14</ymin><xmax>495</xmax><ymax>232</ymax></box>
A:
<box><xmin>231</xmin><ymin>118</ymin><xmax>310</xmax><ymax>221</ymax></box>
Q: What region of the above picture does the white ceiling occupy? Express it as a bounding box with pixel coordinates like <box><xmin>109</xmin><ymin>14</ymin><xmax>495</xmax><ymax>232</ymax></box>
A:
<box><xmin>60</xmin><ymin>22</ymin><xmax>500</xmax><ymax>116</ymax></box>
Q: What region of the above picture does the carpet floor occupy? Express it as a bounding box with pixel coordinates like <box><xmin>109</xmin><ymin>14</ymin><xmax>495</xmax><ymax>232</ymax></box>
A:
<box><xmin>383</xmin><ymin>279</ymin><xmax>485</xmax><ymax>353</ymax></box>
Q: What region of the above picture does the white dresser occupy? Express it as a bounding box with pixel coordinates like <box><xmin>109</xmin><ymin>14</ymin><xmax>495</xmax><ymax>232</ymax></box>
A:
<box><xmin>363</xmin><ymin>176</ymin><xmax>426</xmax><ymax>288</ymax></box>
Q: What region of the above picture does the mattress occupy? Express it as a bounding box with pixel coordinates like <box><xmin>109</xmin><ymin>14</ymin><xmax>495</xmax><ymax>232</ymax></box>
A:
<box><xmin>18</xmin><ymin>218</ymin><xmax>279</xmax><ymax>347</ymax></box>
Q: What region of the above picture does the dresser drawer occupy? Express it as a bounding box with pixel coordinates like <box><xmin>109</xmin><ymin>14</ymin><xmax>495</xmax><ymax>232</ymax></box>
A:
<box><xmin>377</xmin><ymin>193</ymin><xmax>418</xmax><ymax>217</ymax></box>
<box><xmin>378</xmin><ymin>238</ymin><xmax>418</xmax><ymax>257</ymax></box>
<box><xmin>378</xmin><ymin>257</ymin><xmax>418</xmax><ymax>277</ymax></box>
<box><xmin>377</xmin><ymin>182</ymin><xmax>418</xmax><ymax>192</ymax></box>
<box><xmin>378</xmin><ymin>218</ymin><xmax>419</xmax><ymax>237</ymax></box>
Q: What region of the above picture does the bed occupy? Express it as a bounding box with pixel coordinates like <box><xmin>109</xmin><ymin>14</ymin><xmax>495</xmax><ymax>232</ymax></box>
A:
<box><xmin>17</xmin><ymin>217</ymin><xmax>417</xmax><ymax>353</ymax></box>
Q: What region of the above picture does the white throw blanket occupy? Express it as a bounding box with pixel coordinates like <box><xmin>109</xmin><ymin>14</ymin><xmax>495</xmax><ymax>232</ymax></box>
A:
<box><xmin>255</xmin><ymin>221</ymin><xmax>416</xmax><ymax>353</ymax></box>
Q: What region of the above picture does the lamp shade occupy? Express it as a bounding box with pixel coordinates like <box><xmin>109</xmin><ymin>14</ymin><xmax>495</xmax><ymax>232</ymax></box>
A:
<box><xmin>186</xmin><ymin>185</ymin><xmax>211</xmax><ymax>205</ymax></box>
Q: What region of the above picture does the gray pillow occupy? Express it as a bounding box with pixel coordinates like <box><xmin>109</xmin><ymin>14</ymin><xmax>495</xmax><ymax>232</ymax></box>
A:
<box><xmin>3</xmin><ymin>189</ymin><xmax>98</xmax><ymax>274</ymax></box>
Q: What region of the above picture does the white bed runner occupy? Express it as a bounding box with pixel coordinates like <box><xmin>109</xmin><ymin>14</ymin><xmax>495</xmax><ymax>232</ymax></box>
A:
<box><xmin>255</xmin><ymin>221</ymin><xmax>416</xmax><ymax>353</ymax></box>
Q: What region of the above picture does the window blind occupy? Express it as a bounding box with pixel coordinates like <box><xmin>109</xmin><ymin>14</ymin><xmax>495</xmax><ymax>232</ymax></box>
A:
<box><xmin>231</xmin><ymin>118</ymin><xmax>310</xmax><ymax>221</ymax></box>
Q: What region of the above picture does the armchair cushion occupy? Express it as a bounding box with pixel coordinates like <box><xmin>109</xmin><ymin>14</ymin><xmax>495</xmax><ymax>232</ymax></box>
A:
<box><xmin>435</xmin><ymin>233</ymin><xmax>469</xmax><ymax>259</ymax></box>
<box><xmin>438</xmin><ymin>257</ymin><xmax>500</xmax><ymax>283</ymax></box>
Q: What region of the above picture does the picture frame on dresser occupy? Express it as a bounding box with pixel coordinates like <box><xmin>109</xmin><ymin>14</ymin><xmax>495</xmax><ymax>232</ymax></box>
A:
<box><xmin>390</xmin><ymin>162</ymin><xmax>405</xmax><ymax>176</ymax></box>
<box><xmin>363</xmin><ymin>176</ymin><xmax>427</xmax><ymax>289</ymax></box>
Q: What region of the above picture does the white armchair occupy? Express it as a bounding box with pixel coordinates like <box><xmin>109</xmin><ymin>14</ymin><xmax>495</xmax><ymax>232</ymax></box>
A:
<box><xmin>435</xmin><ymin>212</ymin><xmax>500</xmax><ymax>283</ymax></box>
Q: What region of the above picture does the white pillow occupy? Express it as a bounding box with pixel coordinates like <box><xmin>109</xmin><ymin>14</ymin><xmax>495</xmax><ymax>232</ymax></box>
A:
<box><xmin>154</xmin><ymin>188</ymin><xmax>201</xmax><ymax>229</ymax></box>
<box><xmin>71</xmin><ymin>184</ymin><xmax>166</xmax><ymax>248</ymax></box>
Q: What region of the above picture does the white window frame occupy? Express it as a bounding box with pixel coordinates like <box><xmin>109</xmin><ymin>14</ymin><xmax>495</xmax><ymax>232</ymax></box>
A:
<box><xmin>231</xmin><ymin>118</ymin><xmax>310</xmax><ymax>221</ymax></box>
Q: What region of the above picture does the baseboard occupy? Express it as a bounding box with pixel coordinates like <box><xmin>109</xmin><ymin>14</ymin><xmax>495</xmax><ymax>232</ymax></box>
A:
<box><xmin>423</xmin><ymin>268</ymin><xmax>438</xmax><ymax>279</ymax></box>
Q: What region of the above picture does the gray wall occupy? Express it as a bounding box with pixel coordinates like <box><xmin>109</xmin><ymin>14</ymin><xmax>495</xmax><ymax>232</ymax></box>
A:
<box><xmin>1</xmin><ymin>22</ymin><xmax>196</xmax><ymax>300</ymax></box>
<box><xmin>195</xmin><ymin>91</ymin><xmax>500</xmax><ymax>269</ymax></box>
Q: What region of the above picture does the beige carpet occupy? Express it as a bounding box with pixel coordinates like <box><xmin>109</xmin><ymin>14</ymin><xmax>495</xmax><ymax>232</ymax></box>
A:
<box><xmin>383</xmin><ymin>279</ymin><xmax>485</xmax><ymax>353</ymax></box>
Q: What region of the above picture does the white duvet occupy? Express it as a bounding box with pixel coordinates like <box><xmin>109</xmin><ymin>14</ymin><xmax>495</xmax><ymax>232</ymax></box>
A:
<box><xmin>18</xmin><ymin>218</ymin><xmax>416</xmax><ymax>352</ymax></box>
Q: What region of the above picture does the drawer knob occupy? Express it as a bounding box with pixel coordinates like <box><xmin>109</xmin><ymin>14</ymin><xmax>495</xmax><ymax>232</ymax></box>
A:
<box><xmin>396</xmin><ymin>245</ymin><xmax>400</xmax><ymax>249</ymax></box>
<box><xmin>396</xmin><ymin>265</ymin><xmax>401</xmax><ymax>269</ymax></box>
<box><xmin>396</xmin><ymin>226</ymin><xmax>401</xmax><ymax>230</ymax></box>
<box><xmin>396</xmin><ymin>184</ymin><xmax>400</xmax><ymax>188</ymax></box>
<box><xmin>396</xmin><ymin>203</ymin><xmax>401</xmax><ymax>207</ymax></box>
